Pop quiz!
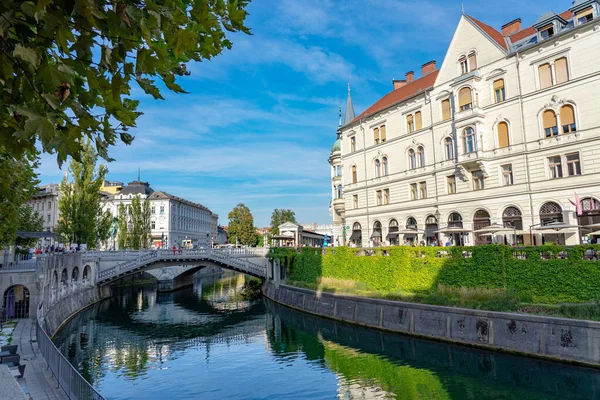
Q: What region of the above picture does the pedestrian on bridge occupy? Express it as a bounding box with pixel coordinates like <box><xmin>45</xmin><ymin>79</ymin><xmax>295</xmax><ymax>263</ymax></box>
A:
<box><xmin>172</xmin><ymin>245</ymin><xmax>177</xmax><ymax>255</ymax></box>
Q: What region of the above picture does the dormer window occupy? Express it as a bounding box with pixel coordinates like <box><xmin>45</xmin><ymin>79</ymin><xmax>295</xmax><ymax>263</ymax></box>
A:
<box><xmin>540</xmin><ymin>24</ymin><xmax>554</xmax><ymax>39</ymax></box>
<box><xmin>576</xmin><ymin>7</ymin><xmax>594</xmax><ymax>24</ymax></box>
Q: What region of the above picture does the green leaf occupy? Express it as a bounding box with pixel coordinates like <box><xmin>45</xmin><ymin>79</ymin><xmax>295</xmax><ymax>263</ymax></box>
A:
<box><xmin>13</xmin><ymin>44</ymin><xmax>41</xmax><ymax>69</ymax></box>
<box><xmin>135</xmin><ymin>77</ymin><xmax>163</xmax><ymax>100</ymax></box>
<box><xmin>169</xmin><ymin>29</ymin><xmax>197</xmax><ymax>58</ymax></box>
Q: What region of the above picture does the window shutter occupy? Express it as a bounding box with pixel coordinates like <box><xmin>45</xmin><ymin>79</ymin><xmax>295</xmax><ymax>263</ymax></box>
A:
<box><xmin>554</xmin><ymin>58</ymin><xmax>568</xmax><ymax>84</ymax></box>
<box><xmin>380</xmin><ymin>125</ymin><xmax>386</xmax><ymax>141</ymax></box>
<box><xmin>374</xmin><ymin>127</ymin><xmax>379</xmax><ymax>143</ymax></box>
<box><xmin>538</xmin><ymin>64</ymin><xmax>552</xmax><ymax>88</ymax></box>
<box><xmin>458</xmin><ymin>87</ymin><xmax>472</xmax><ymax>108</ymax></box>
<box><xmin>415</xmin><ymin>112</ymin><xmax>422</xmax><ymax>130</ymax></box>
<box><xmin>468</xmin><ymin>53</ymin><xmax>477</xmax><ymax>71</ymax></box>
<box><xmin>577</xmin><ymin>6</ymin><xmax>594</xmax><ymax>20</ymax></box>
<box><xmin>543</xmin><ymin>110</ymin><xmax>557</xmax><ymax>129</ymax></box>
<box><xmin>407</xmin><ymin>115</ymin><xmax>413</xmax><ymax>132</ymax></box>
<box><xmin>493</xmin><ymin>79</ymin><xmax>504</xmax><ymax>90</ymax></box>
<box><xmin>560</xmin><ymin>105</ymin><xmax>575</xmax><ymax>125</ymax></box>
<box><xmin>441</xmin><ymin>100</ymin><xmax>450</xmax><ymax>120</ymax></box>
<box><xmin>497</xmin><ymin>122</ymin><xmax>509</xmax><ymax>148</ymax></box>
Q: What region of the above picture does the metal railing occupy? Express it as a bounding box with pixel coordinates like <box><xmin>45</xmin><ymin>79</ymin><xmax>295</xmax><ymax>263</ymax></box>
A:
<box><xmin>36</xmin><ymin>303</ymin><xmax>104</xmax><ymax>400</ymax></box>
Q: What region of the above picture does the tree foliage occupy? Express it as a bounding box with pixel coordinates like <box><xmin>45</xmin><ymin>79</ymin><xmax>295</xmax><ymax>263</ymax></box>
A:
<box><xmin>0</xmin><ymin>149</ymin><xmax>39</xmax><ymax>247</ymax></box>
<box><xmin>0</xmin><ymin>0</ymin><xmax>251</xmax><ymax>165</ymax></box>
<box><xmin>56</xmin><ymin>142</ymin><xmax>107</xmax><ymax>247</ymax></box>
<box><xmin>115</xmin><ymin>196</ymin><xmax>151</xmax><ymax>249</ymax></box>
<box><xmin>117</xmin><ymin>202</ymin><xmax>128</xmax><ymax>249</ymax></box>
<box><xmin>15</xmin><ymin>204</ymin><xmax>44</xmax><ymax>247</ymax></box>
<box><xmin>227</xmin><ymin>203</ymin><xmax>256</xmax><ymax>246</ymax></box>
<box><xmin>270</xmin><ymin>208</ymin><xmax>297</xmax><ymax>235</ymax></box>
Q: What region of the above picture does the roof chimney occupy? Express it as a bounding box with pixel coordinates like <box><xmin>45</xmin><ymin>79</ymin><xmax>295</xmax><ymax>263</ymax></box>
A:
<box><xmin>501</xmin><ymin>18</ymin><xmax>522</xmax><ymax>36</ymax></box>
<box><xmin>421</xmin><ymin>60</ymin><xmax>436</xmax><ymax>77</ymax></box>
<box><xmin>406</xmin><ymin>71</ymin><xmax>414</xmax><ymax>83</ymax></box>
<box><xmin>392</xmin><ymin>79</ymin><xmax>406</xmax><ymax>90</ymax></box>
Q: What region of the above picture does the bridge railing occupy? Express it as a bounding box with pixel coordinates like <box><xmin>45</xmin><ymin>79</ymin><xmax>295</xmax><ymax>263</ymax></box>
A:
<box><xmin>36</xmin><ymin>303</ymin><xmax>105</xmax><ymax>400</ymax></box>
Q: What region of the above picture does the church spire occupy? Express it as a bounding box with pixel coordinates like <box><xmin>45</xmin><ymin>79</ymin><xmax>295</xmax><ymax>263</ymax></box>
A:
<box><xmin>338</xmin><ymin>106</ymin><xmax>342</xmax><ymax>128</ymax></box>
<box><xmin>344</xmin><ymin>79</ymin><xmax>355</xmax><ymax>126</ymax></box>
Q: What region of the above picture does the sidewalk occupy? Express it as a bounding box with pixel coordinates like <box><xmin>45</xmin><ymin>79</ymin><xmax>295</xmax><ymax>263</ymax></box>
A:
<box><xmin>11</xmin><ymin>319</ymin><xmax>68</xmax><ymax>400</ymax></box>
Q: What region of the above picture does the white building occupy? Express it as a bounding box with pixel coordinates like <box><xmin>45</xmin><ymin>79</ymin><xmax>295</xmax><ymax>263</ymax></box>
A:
<box><xmin>27</xmin><ymin>184</ymin><xmax>61</xmax><ymax>247</ymax></box>
<box><xmin>330</xmin><ymin>1</ymin><xmax>600</xmax><ymax>247</ymax></box>
<box><xmin>102</xmin><ymin>181</ymin><xmax>218</xmax><ymax>249</ymax></box>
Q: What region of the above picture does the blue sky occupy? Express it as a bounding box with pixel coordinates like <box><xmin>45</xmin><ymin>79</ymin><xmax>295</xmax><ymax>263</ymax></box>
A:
<box><xmin>36</xmin><ymin>0</ymin><xmax>572</xmax><ymax>227</ymax></box>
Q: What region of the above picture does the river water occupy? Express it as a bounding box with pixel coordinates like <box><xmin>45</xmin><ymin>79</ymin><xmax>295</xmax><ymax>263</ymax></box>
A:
<box><xmin>53</xmin><ymin>273</ymin><xmax>600</xmax><ymax>399</ymax></box>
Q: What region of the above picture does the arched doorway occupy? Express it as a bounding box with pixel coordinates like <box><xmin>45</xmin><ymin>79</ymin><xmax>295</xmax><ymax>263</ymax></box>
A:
<box><xmin>579</xmin><ymin>198</ymin><xmax>600</xmax><ymax>243</ymax></box>
<box><xmin>448</xmin><ymin>213</ymin><xmax>464</xmax><ymax>246</ymax></box>
<box><xmin>71</xmin><ymin>267</ymin><xmax>79</xmax><ymax>283</ymax></box>
<box><xmin>473</xmin><ymin>209</ymin><xmax>491</xmax><ymax>245</ymax></box>
<box><xmin>350</xmin><ymin>222</ymin><xmax>362</xmax><ymax>247</ymax></box>
<box><xmin>3</xmin><ymin>285</ymin><xmax>30</xmax><ymax>319</ymax></box>
<box><xmin>503</xmin><ymin>207</ymin><xmax>523</xmax><ymax>245</ymax></box>
<box><xmin>425</xmin><ymin>215</ymin><xmax>438</xmax><ymax>245</ymax></box>
<box><xmin>83</xmin><ymin>265</ymin><xmax>91</xmax><ymax>283</ymax></box>
<box><xmin>371</xmin><ymin>221</ymin><xmax>382</xmax><ymax>247</ymax></box>
<box><xmin>405</xmin><ymin>217</ymin><xmax>418</xmax><ymax>245</ymax></box>
<box><xmin>387</xmin><ymin>219</ymin><xmax>399</xmax><ymax>246</ymax></box>
<box><xmin>540</xmin><ymin>202</ymin><xmax>564</xmax><ymax>245</ymax></box>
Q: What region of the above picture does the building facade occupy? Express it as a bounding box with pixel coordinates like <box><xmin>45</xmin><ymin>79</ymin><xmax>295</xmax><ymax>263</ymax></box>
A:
<box><xmin>272</xmin><ymin>222</ymin><xmax>326</xmax><ymax>247</ymax></box>
<box><xmin>27</xmin><ymin>184</ymin><xmax>61</xmax><ymax>247</ymax></box>
<box><xmin>102</xmin><ymin>181</ymin><xmax>218</xmax><ymax>249</ymax></box>
<box><xmin>330</xmin><ymin>1</ymin><xmax>600</xmax><ymax>247</ymax></box>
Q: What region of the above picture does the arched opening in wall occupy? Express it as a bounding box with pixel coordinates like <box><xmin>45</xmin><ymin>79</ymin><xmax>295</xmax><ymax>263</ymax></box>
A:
<box><xmin>503</xmin><ymin>207</ymin><xmax>524</xmax><ymax>245</ymax></box>
<box><xmin>578</xmin><ymin>198</ymin><xmax>600</xmax><ymax>243</ymax></box>
<box><xmin>53</xmin><ymin>271</ymin><xmax>58</xmax><ymax>289</ymax></box>
<box><xmin>539</xmin><ymin>201</ymin><xmax>564</xmax><ymax>245</ymax></box>
<box><xmin>3</xmin><ymin>285</ymin><xmax>30</xmax><ymax>319</ymax></box>
<box><xmin>473</xmin><ymin>209</ymin><xmax>491</xmax><ymax>245</ymax></box>
<box><xmin>425</xmin><ymin>215</ymin><xmax>438</xmax><ymax>245</ymax></box>
<box><xmin>404</xmin><ymin>217</ymin><xmax>418</xmax><ymax>245</ymax></box>
<box><xmin>71</xmin><ymin>267</ymin><xmax>79</xmax><ymax>283</ymax></box>
<box><xmin>387</xmin><ymin>219</ymin><xmax>399</xmax><ymax>246</ymax></box>
<box><xmin>83</xmin><ymin>265</ymin><xmax>91</xmax><ymax>282</ymax></box>
<box><xmin>61</xmin><ymin>268</ymin><xmax>68</xmax><ymax>286</ymax></box>
<box><xmin>447</xmin><ymin>213</ymin><xmax>464</xmax><ymax>246</ymax></box>
<box><xmin>371</xmin><ymin>221</ymin><xmax>382</xmax><ymax>247</ymax></box>
<box><xmin>349</xmin><ymin>222</ymin><xmax>362</xmax><ymax>247</ymax></box>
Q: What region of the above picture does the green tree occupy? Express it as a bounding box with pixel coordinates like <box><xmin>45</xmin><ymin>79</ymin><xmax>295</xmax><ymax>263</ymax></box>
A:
<box><xmin>130</xmin><ymin>195</ymin><xmax>143</xmax><ymax>249</ymax></box>
<box><xmin>56</xmin><ymin>142</ymin><xmax>108</xmax><ymax>247</ymax></box>
<box><xmin>0</xmin><ymin>150</ymin><xmax>39</xmax><ymax>247</ymax></box>
<box><xmin>15</xmin><ymin>205</ymin><xmax>44</xmax><ymax>247</ymax></box>
<box><xmin>117</xmin><ymin>203</ymin><xmax>129</xmax><ymax>249</ymax></box>
<box><xmin>142</xmin><ymin>200</ymin><xmax>152</xmax><ymax>249</ymax></box>
<box><xmin>97</xmin><ymin>209</ymin><xmax>113</xmax><ymax>249</ymax></box>
<box><xmin>270</xmin><ymin>209</ymin><xmax>297</xmax><ymax>235</ymax></box>
<box><xmin>0</xmin><ymin>0</ymin><xmax>251</xmax><ymax>165</ymax></box>
<box><xmin>227</xmin><ymin>203</ymin><xmax>257</xmax><ymax>246</ymax></box>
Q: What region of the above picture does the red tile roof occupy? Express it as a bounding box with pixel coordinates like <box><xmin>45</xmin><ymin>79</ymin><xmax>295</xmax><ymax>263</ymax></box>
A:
<box><xmin>352</xmin><ymin>71</ymin><xmax>439</xmax><ymax>123</ymax></box>
<box><xmin>508</xmin><ymin>10</ymin><xmax>573</xmax><ymax>43</ymax></box>
<box><xmin>465</xmin><ymin>15</ymin><xmax>508</xmax><ymax>51</ymax></box>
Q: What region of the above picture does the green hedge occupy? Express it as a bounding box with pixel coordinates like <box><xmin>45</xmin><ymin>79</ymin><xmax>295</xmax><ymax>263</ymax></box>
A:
<box><xmin>269</xmin><ymin>245</ymin><xmax>600</xmax><ymax>304</ymax></box>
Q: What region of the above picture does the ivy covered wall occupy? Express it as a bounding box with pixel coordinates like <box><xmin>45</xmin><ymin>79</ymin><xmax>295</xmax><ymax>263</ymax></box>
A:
<box><xmin>269</xmin><ymin>245</ymin><xmax>600</xmax><ymax>304</ymax></box>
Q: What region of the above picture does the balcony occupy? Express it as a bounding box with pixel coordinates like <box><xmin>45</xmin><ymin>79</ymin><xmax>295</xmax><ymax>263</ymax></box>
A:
<box><xmin>331</xmin><ymin>197</ymin><xmax>345</xmax><ymax>214</ymax></box>
<box><xmin>456</xmin><ymin>149</ymin><xmax>482</xmax><ymax>166</ymax></box>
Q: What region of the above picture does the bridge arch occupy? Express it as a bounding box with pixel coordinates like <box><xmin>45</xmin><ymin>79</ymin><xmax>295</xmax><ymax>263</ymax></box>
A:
<box><xmin>72</xmin><ymin>266</ymin><xmax>80</xmax><ymax>282</ymax></box>
<box><xmin>3</xmin><ymin>285</ymin><xmax>30</xmax><ymax>319</ymax></box>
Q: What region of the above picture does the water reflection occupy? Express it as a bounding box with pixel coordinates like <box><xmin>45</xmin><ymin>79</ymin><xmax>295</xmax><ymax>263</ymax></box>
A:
<box><xmin>54</xmin><ymin>273</ymin><xmax>600</xmax><ymax>399</ymax></box>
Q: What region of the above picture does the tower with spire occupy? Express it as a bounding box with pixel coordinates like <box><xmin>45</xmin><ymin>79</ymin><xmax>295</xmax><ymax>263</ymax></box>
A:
<box><xmin>344</xmin><ymin>80</ymin><xmax>355</xmax><ymax>126</ymax></box>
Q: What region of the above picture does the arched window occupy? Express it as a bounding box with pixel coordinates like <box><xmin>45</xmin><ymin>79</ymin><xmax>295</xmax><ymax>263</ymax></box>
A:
<box><xmin>375</xmin><ymin>159</ymin><xmax>381</xmax><ymax>178</ymax></box>
<box><xmin>407</xmin><ymin>114</ymin><xmax>414</xmax><ymax>133</ymax></box>
<box><xmin>372</xmin><ymin>221</ymin><xmax>382</xmax><ymax>246</ymax></box>
<box><xmin>382</xmin><ymin>157</ymin><xmax>389</xmax><ymax>176</ymax></box>
<box><xmin>417</xmin><ymin>146</ymin><xmax>425</xmax><ymax>167</ymax></box>
<box><xmin>540</xmin><ymin>201</ymin><xmax>563</xmax><ymax>225</ymax></box>
<box><xmin>468</xmin><ymin>52</ymin><xmax>477</xmax><ymax>71</ymax></box>
<box><xmin>353</xmin><ymin>222</ymin><xmax>362</xmax><ymax>231</ymax></box>
<box><xmin>406</xmin><ymin>217</ymin><xmax>418</xmax><ymax>229</ymax></box>
<box><xmin>493</xmin><ymin>79</ymin><xmax>505</xmax><ymax>103</ymax></box>
<box><xmin>351</xmin><ymin>165</ymin><xmax>357</xmax><ymax>184</ymax></box>
<box><xmin>415</xmin><ymin>111</ymin><xmax>422</xmax><ymax>130</ymax></box>
<box><xmin>458</xmin><ymin>87</ymin><xmax>472</xmax><ymax>111</ymax></box>
<box><xmin>473</xmin><ymin>209</ymin><xmax>491</xmax><ymax>245</ymax></box>
<box><xmin>459</xmin><ymin>56</ymin><xmax>468</xmax><ymax>74</ymax></box>
<box><xmin>71</xmin><ymin>267</ymin><xmax>79</xmax><ymax>282</ymax></box>
<box><xmin>560</xmin><ymin>105</ymin><xmax>576</xmax><ymax>134</ymax></box>
<box><xmin>463</xmin><ymin>127</ymin><xmax>476</xmax><ymax>154</ymax></box>
<box><xmin>389</xmin><ymin>219</ymin><xmax>399</xmax><ymax>228</ymax></box>
<box><xmin>543</xmin><ymin>110</ymin><xmax>558</xmax><ymax>137</ymax></box>
<box><xmin>444</xmin><ymin>137</ymin><xmax>454</xmax><ymax>160</ymax></box>
<box><xmin>408</xmin><ymin>149</ymin><xmax>416</xmax><ymax>169</ymax></box>
<box><xmin>497</xmin><ymin>122</ymin><xmax>510</xmax><ymax>148</ymax></box>
<box><xmin>503</xmin><ymin>207</ymin><xmax>523</xmax><ymax>230</ymax></box>
<box><xmin>448</xmin><ymin>212</ymin><xmax>463</xmax><ymax>228</ymax></box>
<box><xmin>441</xmin><ymin>99</ymin><xmax>451</xmax><ymax>120</ymax></box>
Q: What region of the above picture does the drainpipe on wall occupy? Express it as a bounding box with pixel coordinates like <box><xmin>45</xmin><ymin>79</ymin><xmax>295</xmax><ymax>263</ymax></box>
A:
<box><xmin>360</xmin><ymin>118</ymin><xmax>371</xmax><ymax>247</ymax></box>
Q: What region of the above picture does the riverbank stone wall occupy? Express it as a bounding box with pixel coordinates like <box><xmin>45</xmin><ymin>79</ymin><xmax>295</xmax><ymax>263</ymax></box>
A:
<box><xmin>263</xmin><ymin>282</ymin><xmax>600</xmax><ymax>367</ymax></box>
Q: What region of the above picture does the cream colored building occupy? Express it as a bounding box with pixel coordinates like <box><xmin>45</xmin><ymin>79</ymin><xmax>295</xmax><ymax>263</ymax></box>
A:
<box><xmin>330</xmin><ymin>1</ymin><xmax>600</xmax><ymax>247</ymax></box>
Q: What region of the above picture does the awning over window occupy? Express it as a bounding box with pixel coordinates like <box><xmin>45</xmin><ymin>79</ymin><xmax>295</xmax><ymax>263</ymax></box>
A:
<box><xmin>371</xmin><ymin>231</ymin><xmax>382</xmax><ymax>238</ymax></box>
<box><xmin>349</xmin><ymin>231</ymin><xmax>361</xmax><ymax>240</ymax></box>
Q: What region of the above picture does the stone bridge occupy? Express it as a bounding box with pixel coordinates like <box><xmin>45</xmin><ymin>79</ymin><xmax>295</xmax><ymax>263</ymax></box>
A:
<box><xmin>83</xmin><ymin>248</ymin><xmax>269</xmax><ymax>291</ymax></box>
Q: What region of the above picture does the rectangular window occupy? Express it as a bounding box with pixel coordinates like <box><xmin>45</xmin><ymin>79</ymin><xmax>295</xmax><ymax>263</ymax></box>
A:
<box><xmin>41</xmin><ymin>203</ymin><xmax>44</xmax><ymax>211</ymax></box>
<box><xmin>548</xmin><ymin>156</ymin><xmax>563</xmax><ymax>179</ymax></box>
<box><xmin>566</xmin><ymin>153</ymin><xmax>581</xmax><ymax>176</ymax></box>
<box><xmin>160</xmin><ymin>205</ymin><xmax>165</xmax><ymax>214</ymax></box>
<box><xmin>468</xmin><ymin>53</ymin><xmax>477</xmax><ymax>71</ymax></box>
<box><xmin>350</xmin><ymin>136</ymin><xmax>356</xmax><ymax>152</ymax></box>
<box><xmin>502</xmin><ymin>164</ymin><xmax>514</xmax><ymax>186</ymax></box>
<box><xmin>415</xmin><ymin>112</ymin><xmax>422</xmax><ymax>130</ymax></box>
<box><xmin>577</xmin><ymin>7</ymin><xmax>594</xmax><ymax>24</ymax></box>
<box><xmin>441</xmin><ymin>99</ymin><xmax>451</xmax><ymax>121</ymax></box>
<box><xmin>538</xmin><ymin>63</ymin><xmax>552</xmax><ymax>89</ymax></box>
<box><xmin>376</xmin><ymin>190</ymin><xmax>382</xmax><ymax>206</ymax></box>
<box><xmin>410</xmin><ymin>183</ymin><xmax>418</xmax><ymax>200</ymax></box>
<box><xmin>151</xmin><ymin>221</ymin><xmax>156</xmax><ymax>229</ymax></box>
<box><xmin>48</xmin><ymin>201</ymin><xmax>51</xmax><ymax>209</ymax></box>
<box><xmin>540</xmin><ymin>24</ymin><xmax>554</xmax><ymax>39</ymax></box>
<box><xmin>493</xmin><ymin>79</ymin><xmax>505</xmax><ymax>103</ymax></box>
<box><xmin>472</xmin><ymin>170</ymin><xmax>485</xmax><ymax>191</ymax></box>
<box><xmin>447</xmin><ymin>175</ymin><xmax>456</xmax><ymax>194</ymax></box>
<box><xmin>418</xmin><ymin>182</ymin><xmax>427</xmax><ymax>199</ymax></box>
<box><xmin>554</xmin><ymin>57</ymin><xmax>568</xmax><ymax>84</ymax></box>
<box><xmin>459</xmin><ymin>57</ymin><xmax>468</xmax><ymax>75</ymax></box>
<box><xmin>151</xmin><ymin>206</ymin><xmax>156</xmax><ymax>214</ymax></box>
<box><xmin>380</xmin><ymin>125</ymin><xmax>387</xmax><ymax>142</ymax></box>
<box><xmin>47</xmin><ymin>214</ymin><xmax>51</xmax><ymax>223</ymax></box>
<box><xmin>383</xmin><ymin>189</ymin><xmax>390</xmax><ymax>205</ymax></box>
<box><xmin>374</xmin><ymin>128</ymin><xmax>380</xmax><ymax>144</ymax></box>
<box><xmin>353</xmin><ymin>195</ymin><xmax>358</xmax><ymax>209</ymax></box>
<box><xmin>407</xmin><ymin>115</ymin><xmax>414</xmax><ymax>133</ymax></box>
